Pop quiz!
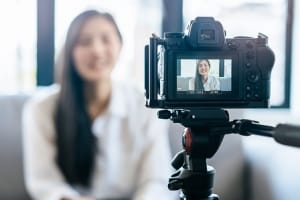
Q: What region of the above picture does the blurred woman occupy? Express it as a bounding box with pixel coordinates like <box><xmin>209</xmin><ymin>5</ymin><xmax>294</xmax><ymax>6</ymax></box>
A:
<box><xmin>189</xmin><ymin>59</ymin><xmax>220</xmax><ymax>92</ymax></box>
<box><xmin>23</xmin><ymin>10</ymin><xmax>174</xmax><ymax>200</ymax></box>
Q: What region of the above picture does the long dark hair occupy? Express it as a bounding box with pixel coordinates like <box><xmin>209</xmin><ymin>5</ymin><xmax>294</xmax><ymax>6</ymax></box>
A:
<box><xmin>54</xmin><ymin>10</ymin><xmax>122</xmax><ymax>186</ymax></box>
<box><xmin>194</xmin><ymin>59</ymin><xmax>210</xmax><ymax>92</ymax></box>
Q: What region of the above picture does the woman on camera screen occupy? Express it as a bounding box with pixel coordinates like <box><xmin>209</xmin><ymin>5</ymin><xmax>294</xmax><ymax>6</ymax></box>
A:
<box><xmin>189</xmin><ymin>59</ymin><xmax>220</xmax><ymax>92</ymax></box>
<box><xmin>23</xmin><ymin>10</ymin><xmax>174</xmax><ymax>200</ymax></box>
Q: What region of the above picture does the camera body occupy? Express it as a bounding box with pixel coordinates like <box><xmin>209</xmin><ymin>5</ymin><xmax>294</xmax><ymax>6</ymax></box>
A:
<box><xmin>145</xmin><ymin>17</ymin><xmax>275</xmax><ymax>109</ymax></box>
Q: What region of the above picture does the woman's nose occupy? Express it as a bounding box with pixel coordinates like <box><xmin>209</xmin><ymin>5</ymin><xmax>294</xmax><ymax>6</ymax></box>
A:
<box><xmin>91</xmin><ymin>40</ymin><xmax>105</xmax><ymax>57</ymax></box>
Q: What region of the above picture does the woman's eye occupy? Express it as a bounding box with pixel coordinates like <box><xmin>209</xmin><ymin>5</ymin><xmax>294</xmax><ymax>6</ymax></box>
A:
<box><xmin>77</xmin><ymin>38</ymin><xmax>91</xmax><ymax>46</ymax></box>
<box><xmin>101</xmin><ymin>35</ymin><xmax>111</xmax><ymax>44</ymax></box>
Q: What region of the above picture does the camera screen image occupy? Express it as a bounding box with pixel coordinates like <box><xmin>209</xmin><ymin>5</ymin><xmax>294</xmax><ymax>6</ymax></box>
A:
<box><xmin>176</xmin><ymin>58</ymin><xmax>232</xmax><ymax>95</ymax></box>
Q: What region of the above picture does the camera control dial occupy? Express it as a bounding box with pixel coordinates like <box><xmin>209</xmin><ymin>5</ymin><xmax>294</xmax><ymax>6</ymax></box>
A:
<box><xmin>247</xmin><ymin>70</ymin><xmax>260</xmax><ymax>83</ymax></box>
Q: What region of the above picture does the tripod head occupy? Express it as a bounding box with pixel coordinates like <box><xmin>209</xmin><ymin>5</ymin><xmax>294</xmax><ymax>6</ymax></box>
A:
<box><xmin>159</xmin><ymin>109</ymin><xmax>300</xmax><ymax>200</ymax></box>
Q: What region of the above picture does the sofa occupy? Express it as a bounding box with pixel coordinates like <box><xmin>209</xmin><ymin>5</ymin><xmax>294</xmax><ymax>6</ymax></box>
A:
<box><xmin>0</xmin><ymin>94</ymin><xmax>246</xmax><ymax>200</ymax></box>
<box><xmin>1</xmin><ymin>94</ymin><xmax>299</xmax><ymax>200</ymax></box>
<box><xmin>0</xmin><ymin>95</ymin><xmax>31</xmax><ymax>200</ymax></box>
<box><xmin>177</xmin><ymin>76</ymin><xmax>231</xmax><ymax>91</ymax></box>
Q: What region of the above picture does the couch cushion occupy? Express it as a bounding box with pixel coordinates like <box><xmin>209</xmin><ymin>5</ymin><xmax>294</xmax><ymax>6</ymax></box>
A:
<box><xmin>0</xmin><ymin>95</ymin><xmax>31</xmax><ymax>200</ymax></box>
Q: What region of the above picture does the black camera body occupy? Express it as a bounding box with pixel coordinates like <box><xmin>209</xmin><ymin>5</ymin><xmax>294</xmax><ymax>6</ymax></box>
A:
<box><xmin>145</xmin><ymin>17</ymin><xmax>275</xmax><ymax>109</ymax></box>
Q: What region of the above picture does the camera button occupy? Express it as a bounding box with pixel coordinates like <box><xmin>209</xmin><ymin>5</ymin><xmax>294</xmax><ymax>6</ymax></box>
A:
<box><xmin>247</xmin><ymin>71</ymin><xmax>259</xmax><ymax>83</ymax></box>
<box><xmin>227</xmin><ymin>41</ymin><xmax>239</xmax><ymax>49</ymax></box>
<box><xmin>245</xmin><ymin>62</ymin><xmax>252</xmax><ymax>68</ymax></box>
<box><xmin>165</xmin><ymin>32</ymin><xmax>184</xmax><ymax>38</ymax></box>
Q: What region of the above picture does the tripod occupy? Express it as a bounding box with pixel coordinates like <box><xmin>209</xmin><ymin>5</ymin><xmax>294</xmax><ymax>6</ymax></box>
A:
<box><xmin>162</xmin><ymin>109</ymin><xmax>228</xmax><ymax>200</ymax></box>
<box><xmin>158</xmin><ymin>108</ymin><xmax>300</xmax><ymax>200</ymax></box>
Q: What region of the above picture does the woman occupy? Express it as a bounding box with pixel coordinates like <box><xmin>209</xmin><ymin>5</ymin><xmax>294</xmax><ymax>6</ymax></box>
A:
<box><xmin>189</xmin><ymin>59</ymin><xmax>220</xmax><ymax>92</ymax></box>
<box><xmin>23</xmin><ymin>10</ymin><xmax>174</xmax><ymax>200</ymax></box>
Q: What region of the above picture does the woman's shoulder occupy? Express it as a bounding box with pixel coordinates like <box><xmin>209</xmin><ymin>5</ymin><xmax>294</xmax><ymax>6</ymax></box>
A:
<box><xmin>112</xmin><ymin>79</ymin><xmax>168</xmax><ymax>136</ymax></box>
<box><xmin>111</xmin><ymin>79</ymin><xmax>151</xmax><ymax>118</ymax></box>
<box><xmin>24</xmin><ymin>84</ymin><xmax>60</xmax><ymax>115</ymax></box>
<box><xmin>209</xmin><ymin>75</ymin><xmax>219</xmax><ymax>82</ymax></box>
<box><xmin>112</xmin><ymin>79</ymin><xmax>144</xmax><ymax>104</ymax></box>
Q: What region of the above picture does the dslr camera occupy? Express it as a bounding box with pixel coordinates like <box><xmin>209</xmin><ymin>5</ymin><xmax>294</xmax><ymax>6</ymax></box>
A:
<box><xmin>145</xmin><ymin>17</ymin><xmax>275</xmax><ymax>109</ymax></box>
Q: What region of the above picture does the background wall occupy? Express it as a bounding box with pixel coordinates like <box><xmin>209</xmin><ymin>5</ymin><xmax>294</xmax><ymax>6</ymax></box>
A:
<box><xmin>240</xmin><ymin>2</ymin><xmax>300</xmax><ymax>198</ymax></box>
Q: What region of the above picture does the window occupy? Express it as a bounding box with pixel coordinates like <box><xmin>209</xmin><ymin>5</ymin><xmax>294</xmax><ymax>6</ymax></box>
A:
<box><xmin>291</xmin><ymin>0</ymin><xmax>300</xmax><ymax>113</ymax></box>
<box><xmin>0</xmin><ymin>1</ymin><xmax>36</xmax><ymax>94</ymax></box>
<box><xmin>183</xmin><ymin>0</ymin><xmax>291</xmax><ymax>107</ymax></box>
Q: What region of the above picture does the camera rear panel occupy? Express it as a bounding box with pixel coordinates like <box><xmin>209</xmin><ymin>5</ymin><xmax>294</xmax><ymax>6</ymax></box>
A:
<box><xmin>145</xmin><ymin>17</ymin><xmax>275</xmax><ymax>109</ymax></box>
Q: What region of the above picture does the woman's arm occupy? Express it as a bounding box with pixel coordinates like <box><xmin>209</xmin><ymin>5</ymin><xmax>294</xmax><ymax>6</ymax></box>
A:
<box><xmin>214</xmin><ymin>76</ymin><xmax>220</xmax><ymax>91</ymax></box>
<box><xmin>22</xmin><ymin>96</ymin><xmax>81</xmax><ymax>200</ymax></box>
<box><xmin>132</xmin><ymin>110</ymin><xmax>177</xmax><ymax>200</ymax></box>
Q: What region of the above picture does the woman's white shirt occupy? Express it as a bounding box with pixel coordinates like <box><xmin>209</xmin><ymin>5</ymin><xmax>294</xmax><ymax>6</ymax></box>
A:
<box><xmin>22</xmin><ymin>81</ymin><xmax>175</xmax><ymax>200</ymax></box>
<box><xmin>189</xmin><ymin>76</ymin><xmax>220</xmax><ymax>91</ymax></box>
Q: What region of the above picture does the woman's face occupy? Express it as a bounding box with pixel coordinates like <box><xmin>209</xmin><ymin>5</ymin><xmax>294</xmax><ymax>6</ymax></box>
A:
<box><xmin>72</xmin><ymin>16</ymin><xmax>122</xmax><ymax>83</ymax></box>
<box><xmin>198</xmin><ymin>60</ymin><xmax>210</xmax><ymax>76</ymax></box>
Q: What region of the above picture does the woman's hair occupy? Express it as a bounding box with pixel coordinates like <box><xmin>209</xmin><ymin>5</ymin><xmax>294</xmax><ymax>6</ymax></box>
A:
<box><xmin>54</xmin><ymin>10</ymin><xmax>122</xmax><ymax>186</ymax></box>
<box><xmin>194</xmin><ymin>59</ymin><xmax>210</xmax><ymax>91</ymax></box>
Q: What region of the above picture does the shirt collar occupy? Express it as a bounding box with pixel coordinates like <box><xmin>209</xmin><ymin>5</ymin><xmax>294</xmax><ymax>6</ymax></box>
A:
<box><xmin>106</xmin><ymin>81</ymin><xmax>127</xmax><ymax>118</ymax></box>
